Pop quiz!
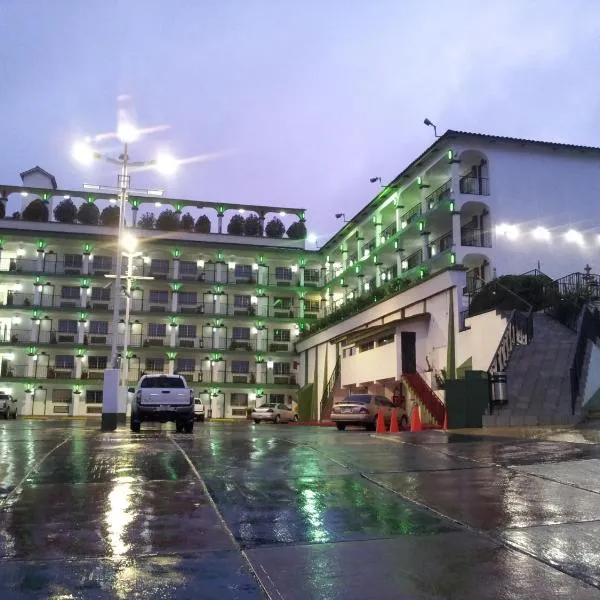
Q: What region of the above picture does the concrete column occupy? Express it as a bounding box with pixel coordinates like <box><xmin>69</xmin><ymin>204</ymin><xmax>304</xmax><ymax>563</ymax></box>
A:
<box><xmin>375</xmin><ymin>265</ymin><xmax>382</xmax><ymax>288</ymax></box>
<box><xmin>450</xmin><ymin>161</ymin><xmax>461</xmax><ymax>200</ymax></box>
<box><xmin>342</xmin><ymin>248</ymin><xmax>348</xmax><ymax>270</ymax></box>
<box><xmin>26</xmin><ymin>355</ymin><xmax>36</xmax><ymax>377</ymax></box>
<box><xmin>395</xmin><ymin>205</ymin><xmax>402</xmax><ymax>233</ymax></box>
<box><xmin>257</xmin><ymin>265</ymin><xmax>268</xmax><ymax>286</ymax></box>
<box><xmin>214</xmin><ymin>293</ymin><xmax>225</xmax><ymax>316</ymax></box>
<box><xmin>30</xmin><ymin>321</ymin><xmax>39</xmax><ymax>343</ymax></box>
<box><xmin>80</xmin><ymin>288</ymin><xmax>88</xmax><ymax>309</ymax></box>
<box><xmin>396</xmin><ymin>247</ymin><xmax>405</xmax><ymax>275</ymax></box>
<box><xmin>169</xmin><ymin>325</ymin><xmax>177</xmax><ymax>347</ymax></box>
<box><xmin>256</xmin><ymin>295</ymin><xmax>268</xmax><ymax>317</ymax></box>
<box><xmin>131</xmin><ymin>208</ymin><xmax>139</xmax><ymax>227</ymax></box>
<box><xmin>82</xmin><ymin>255</ymin><xmax>90</xmax><ymax>275</ymax></box>
<box><xmin>77</xmin><ymin>321</ymin><xmax>85</xmax><ymax>344</ymax></box>
<box><xmin>171</xmin><ymin>290</ymin><xmax>178</xmax><ymax>313</ymax></box>
<box><xmin>257</xmin><ymin>328</ymin><xmax>267</xmax><ymax>352</ymax></box>
<box><xmin>422</xmin><ymin>231</ymin><xmax>430</xmax><ymax>262</ymax></box>
<box><xmin>298</xmin><ymin>296</ymin><xmax>305</xmax><ymax>318</ymax></box>
<box><xmin>298</xmin><ymin>266</ymin><xmax>305</xmax><ymax>287</ymax></box>
<box><xmin>452</xmin><ymin>212</ymin><xmax>461</xmax><ymax>249</ymax></box>
<box><xmin>419</xmin><ymin>180</ymin><xmax>430</xmax><ymax>213</ymax></box>
<box><xmin>217</xmin><ymin>214</ymin><xmax>223</xmax><ymax>234</ymax></box>
<box><xmin>375</xmin><ymin>219</ymin><xmax>383</xmax><ymax>247</ymax></box>
<box><xmin>75</xmin><ymin>356</ymin><xmax>83</xmax><ymax>379</ymax></box>
<box><xmin>168</xmin><ymin>358</ymin><xmax>175</xmax><ymax>374</ymax></box>
<box><xmin>22</xmin><ymin>391</ymin><xmax>33</xmax><ymax>416</ymax></box>
<box><xmin>172</xmin><ymin>257</ymin><xmax>180</xmax><ymax>280</ymax></box>
<box><xmin>356</xmin><ymin>234</ymin><xmax>364</xmax><ymax>260</ymax></box>
<box><xmin>254</xmin><ymin>362</ymin><xmax>264</xmax><ymax>384</ymax></box>
<box><xmin>37</xmin><ymin>250</ymin><xmax>44</xmax><ymax>271</ymax></box>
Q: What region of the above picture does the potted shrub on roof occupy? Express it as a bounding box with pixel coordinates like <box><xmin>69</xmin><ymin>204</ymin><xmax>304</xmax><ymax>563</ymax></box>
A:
<box><xmin>137</xmin><ymin>212</ymin><xmax>156</xmax><ymax>230</ymax></box>
<box><xmin>286</xmin><ymin>220</ymin><xmax>307</xmax><ymax>240</ymax></box>
<box><xmin>156</xmin><ymin>209</ymin><xmax>180</xmax><ymax>231</ymax></box>
<box><xmin>22</xmin><ymin>199</ymin><xmax>49</xmax><ymax>222</ymax></box>
<box><xmin>53</xmin><ymin>198</ymin><xmax>77</xmax><ymax>224</ymax></box>
<box><xmin>265</xmin><ymin>217</ymin><xmax>285</xmax><ymax>238</ymax></box>
<box><xmin>227</xmin><ymin>214</ymin><xmax>245</xmax><ymax>236</ymax></box>
<box><xmin>194</xmin><ymin>214</ymin><xmax>211</xmax><ymax>233</ymax></box>
<box><xmin>77</xmin><ymin>202</ymin><xmax>100</xmax><ymax>225</ymax></box>
<box><xmin>180</xmin><ymin>212</ymin><xmax>194</xmax><ymax>232</ymax></box>
<box><xmin>100</xmin><ymin>205</ymin><xmax>120</xmax><ymax>227</ymax></box>
<box><xmin>244</xmin><ymin>213</ymin><xmax>263</xmax><ymax>237</ymax></box>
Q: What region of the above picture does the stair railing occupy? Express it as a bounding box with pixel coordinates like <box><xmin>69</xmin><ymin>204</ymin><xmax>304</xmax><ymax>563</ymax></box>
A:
<box><xmin>570</xmin><ymin>304</ymin><xmax>600</xmax><ymax>414</ymax></box>
<box><xmin>403</xmin><ymin>372</ymin><xmax>446</xmax><ymax>427</ymax></box>
<box><xmin>320</xmin><ymin>357</ymin><xmax>341</xmax><ymax>418</ymax></box>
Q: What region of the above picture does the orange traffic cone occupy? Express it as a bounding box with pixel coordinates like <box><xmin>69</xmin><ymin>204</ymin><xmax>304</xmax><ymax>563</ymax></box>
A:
<box><xmin>389</xmin><ymin>408</ymin><xmax>400</xmax><ymax>433</ymax></box>
<box><xmin>443</xmin><ymin>411</ymin><xmax>448</xmax><ymax>431</ymax></box>
<box><xmin>375</xmin><ymin>408</ymin><xmax>386</xmax><ymax>433</ymax></box>
<box><xmin>410</xmin><ymin>404</ymin><xmax>422</xmax><ymax>432</ymax></box>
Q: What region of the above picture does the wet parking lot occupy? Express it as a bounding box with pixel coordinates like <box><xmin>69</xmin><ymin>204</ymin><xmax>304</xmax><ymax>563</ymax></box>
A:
<box><xmin>2</xmin><ymin>420</ymin><xmax>600</xmax><ymax>599</ymax></box>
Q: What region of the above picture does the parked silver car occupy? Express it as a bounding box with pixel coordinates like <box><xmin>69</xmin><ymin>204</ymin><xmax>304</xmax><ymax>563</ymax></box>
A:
<box><xmin>0</xmin><ymin>393</ymin><xmax>18</xmax><ymax>419</ymax></box>
<box><xmin>251</xmin><ymin>403</ymin><xmax>298</xmax><ymax>424</ymax></box>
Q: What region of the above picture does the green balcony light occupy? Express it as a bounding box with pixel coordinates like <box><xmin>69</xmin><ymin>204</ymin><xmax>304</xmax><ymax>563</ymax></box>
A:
<box><xmin>0</xmin><ymin>238</ymin><xmax>4</xmax><ymax>250</ymax></box>
<box><xmin>169</xmin><ymin>315</ymin><xmax>178</xmax><ymax>327</ymax></box>
<box><xmin>171</xmin><ymin>248</ymin><xmax>181</xmax><ymax>259</ymax></box>
<box><xmin>83</xmin><ymin>243</ymin><xmax>93</xmax><ymax>255</ymax></box>
<box><xmin>80</xmin><ymin>278</ymin><xmax>90</xmax><ymax>288</ymax></box>
<box><xmin>32</xmin><ymin>308</ymin><xmax>41</xmax><ymax>319</ymax></box>
<box><xmin>394</xmin><ymin>240</ymin><xmax>398</xmax><ymax>249</ymax></box>
<box><xmin>450</xmin><ymin>252</ymin><xmax>456</xmax><ymax>265</ymax></box>
<box><xmin>299</xmin><ymin>256</ymin><xmax>306</xmax><ymax>266</ymax></box>
<box><xmin>42</xmin><ymin>192</ymin><xmax>49</xmax><ymax>201</ymax></box>
<box><xmin>78</xmin><ymin>311</ymin><xmax>88</xmax><ymax>322</ymax></box>
<box><xmin>130</xmin><ymin>197</ymin><xmax>141</xmax><ymax>209</ymax></box>
<box><xmin>258</xmin><ymin>254</ymin><xmax>265</xmax><ymax>264</ymax></box>
<box><xmin>125</xmin><ymin>350</ymin><xmax>134</xmax><ymax>359</ymax></box>
<box><xmin>449</xmin><ymin>200</ymin><xmax>455</xmax><ymax>212</ymax></box>
<box><xmin>216</xmin><ymin>251</ymin><xmax>224</xmax><ymax>261</ymax></box>
<box><xmin>26</xmin><ymin>345</ymin><xmax>37</xmax><ymax>356</ymax></box>
<box><xmin>167</xmin><ymin>351</ymin><xmax>177</xmax><ymax>360</ymax></box>
<box><xmin>419</xmin><ymin>268</ymin><xmax>426</xmax><ymax>279</ymax></box>
<box><xmin>73</xmin><ymin>385</ymin><xmax>82</xmax><ymax>395</ymax></box>
<box><xmin>217</xmin><ymin>205</ymin><xmax>225</xmax><ymax>216</ymax></box>
<box><xmin>418</xmin><ymin>221</ymin><xmax>424</xmax><ymax>232</ymax></box>
<box><xmin>170</xmin><ymin>282</ymin><xmax>181</xmax><ymax>292</ymax></box>
<box><xmin>299</xmin><ymin>211</ymin><xmax>305</xmax><ymax>221</ymax></box>
<box><xmin>87</xmin><ymin>195</ymin><xmax>95</xmax><ymax>204</ymax></box>
<box><xmin>36</xmin><ymin>239</ymin><xmax>46</xmax><ymax>250</ymax></box>
<box><xmin>76</xmin><ymin>347</ymin><xmax>86</xmax><ymax>357</ymax></box>
<box><xmin>340</xmin><ymin>278</ymin><xmax>345</xmax><ymax>286</ymax></box>
<box><xmin>447</xmin><ymin>150</ymin><xmax>453</xmax><ymax>161</ymax></box>
<box><xmin>256</xmin><ymin>354</ymin><xmax>264</xmax><ymax>363</ymax></box>
<box><xmin>175</xmin><ymin>202</ymin><xmax>183</xmax><ymax>213</ymax></box>
<box><xmin>417</xmin><ymin>176</ymin><xmax>422</xmax><ymax>185</ymax></box>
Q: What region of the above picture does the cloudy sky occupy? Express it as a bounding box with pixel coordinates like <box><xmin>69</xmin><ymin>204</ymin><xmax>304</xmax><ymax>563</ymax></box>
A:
<box><xmin>3</xmin><ymin>1</ymin><xmax>600</xmax><ymax>243</ymax></box>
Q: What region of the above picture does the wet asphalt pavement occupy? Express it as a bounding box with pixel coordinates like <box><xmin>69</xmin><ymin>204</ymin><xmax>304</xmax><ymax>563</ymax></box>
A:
<box><xmin>2</xmin><ymin>422</ymin><xmax>600</xmax><ymax>599</ymax></box>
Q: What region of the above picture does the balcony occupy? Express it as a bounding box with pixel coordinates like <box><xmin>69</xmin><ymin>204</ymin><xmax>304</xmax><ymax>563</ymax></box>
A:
<box><xmin>428</xmin><ymin>232</ymin><xmax>453</xmax><ymax>258</ymax></box>
<box><xmin>459</xmin><ymin>176</ymin><xmax>489</xmax><ymax>196</ymax></box>
<box><xmin>405</xmin><ymin>249</ymin><xmax>423</xmax><ymax>271</ymax></box>
<box><xmin>425</xmin><ymin>179</ymin><xmax>451</xmax><ymax>211</ymax></box>
<box><xmin>381</xmin><ymin>223</ymin><xmax>396</xmax><ymax>243</ymax></box>
<box><xmin>461</xmin><ymin>225</ymin><xmax>492</xmax><ymax>248</ymax></box>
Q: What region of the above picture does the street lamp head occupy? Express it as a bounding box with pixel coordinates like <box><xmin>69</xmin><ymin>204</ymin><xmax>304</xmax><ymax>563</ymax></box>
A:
<box><xmin>121</xmin><ymin>232</ymin><xmax>138</xmax><ymax>251</ymax></box>
<box><xmin>154</xmin><ymin>153</ymin><xmax>179</xmax><ymax>175</ymax></box>
<box><xmin>72</xmin><ymin>141</ymin><xmax>95</xmax><ymax>165</ymax></box>
<box><xmin>369</xmin><ymin>177</ymin><xmax>381</xmax><ymax>184</ymax></box>
<box><xmin>423</xmin><ymin>118</ymin><xmax>433</xmax><ymax>126</ymax></box>
<box><xmin>307</xmin><ymin>233</ymin><xmax>318</xmax><ymax>244</ymax></box>
<box><xmin>117</xmin><ymin>121</ymin><xmax>140</xmax><ymax>144</ymax></box>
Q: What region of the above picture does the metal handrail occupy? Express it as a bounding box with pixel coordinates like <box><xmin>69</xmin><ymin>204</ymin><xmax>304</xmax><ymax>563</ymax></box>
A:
<box><xmin>320</xmin><ymin>357</ymin><xmax>340</xmax><ymax>413</ymax></box>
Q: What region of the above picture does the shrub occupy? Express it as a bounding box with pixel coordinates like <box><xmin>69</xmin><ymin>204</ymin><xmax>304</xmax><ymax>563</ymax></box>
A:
<box><xmin>227</xmin><ymin>214</ymin><xmax>245</xmax><ymax>236</ymax></box>
<box><xmin>194</xmin><ymin>214</ymin><xmax>211</xmax><ymax>233</ymax></box>
<box><xmin>244</xmin><ymin>213</ymin><xmax>263</xmax><ymax>236</ymax></box>
<box><xmin>265</xmin><ymin>217</ymin><xmax>285</xmax><ymax>238</ymax></box>
<box><xmin>180</xmin><ymin>213</ymin><xmax>194</xmax><ymax>232</ymax></box>
<box><xmin>156</xmin><ymin>209</ymin><xmax>180</xmax><ymax>231</ymax></box>
<box><xmin>22</xmin><ymin>199</ymin><xmax>49</xmax><ymax>222</ymax></box>
<box><xmin>77</xmin><ymin>202</ymin><xmax>100</xmax><ymax>225</ymax></box>
<box><xmin>286</xmin><ymin>220</ymin><xmax>307</xmax><ymax>240</ymax></box>
<box><xmin>0</xmin><ymin>200</ymin><xmax>5</xmax><ymax>219</ymax></box>
<box><xmin>100</xmin><ymin>205</ymin><xmax>120</xmax><ymax>227</ymax></box>
<box><xmin>137</xmin><ymin>212</ymin><xmax>156</xmax><ymax>230</ymax></box>
<box><xmin>53</xmin><ymin>199</ymin><xmax>77</xmax><ymax>223</ymax></box>
<box><xmin>11</xmin><ymin>211</ymin><xmax>20</xmax><ymax>220</ymax></box>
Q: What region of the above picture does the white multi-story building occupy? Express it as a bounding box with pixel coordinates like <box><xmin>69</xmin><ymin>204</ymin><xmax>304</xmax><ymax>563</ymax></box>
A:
<box><xmin>2</xmin><ymin>130</ymin><xmax>599</xmax><ymax>423</ymax></box>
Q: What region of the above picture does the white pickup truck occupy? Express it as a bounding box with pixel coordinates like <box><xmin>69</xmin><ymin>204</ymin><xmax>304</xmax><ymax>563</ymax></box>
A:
<box><xmin>129</xmin><ymin>374</ymin><xmax>195</xmax><ymax>433</ymax></box>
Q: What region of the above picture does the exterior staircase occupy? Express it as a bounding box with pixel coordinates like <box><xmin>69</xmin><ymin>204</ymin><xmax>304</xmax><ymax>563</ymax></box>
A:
<box><xmin>320</xmin><ymin>359</ymin><xmax>341</xmax><ymax>421</ymax></box>
<box><xmin>483</xmin><ymin>312</ymin><xmax>578</xmax><ymax>426</ymax></box>
<box><xmin>403</xmin><ymin>372</ymin><xmax>446</xmax><ymax>428</ymax></box>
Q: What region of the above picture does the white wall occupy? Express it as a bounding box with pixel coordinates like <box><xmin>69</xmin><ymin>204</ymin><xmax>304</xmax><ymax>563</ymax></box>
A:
<box><xmin>582</xmin><ymin>343</ymin><xmax>600</xmax><ymax>410</ymax></box>
<box><xmin>460</xmin><ymin>310</ymin><xmax>508</xmax><ymax>371</ymax></box>
<box><xmin>341</xmin><ymin>342</ymin><xmax>397</xmax><ymax>387</ymax></box>
<box><xmin>455</xmin><ymin>140</ymin><xmax>600</xmax><ymax>278</ymax></box>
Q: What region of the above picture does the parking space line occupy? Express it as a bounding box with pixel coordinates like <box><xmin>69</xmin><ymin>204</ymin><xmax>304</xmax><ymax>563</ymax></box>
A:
<box><xmin>168</xmin><ymin>434</ymin><xmax>280</xmax><ymax>600</ymax></box>
<box><xmin>1</xmin><ymin>435</ymin><xmax>72</xmax><ymax>508</ymax></box>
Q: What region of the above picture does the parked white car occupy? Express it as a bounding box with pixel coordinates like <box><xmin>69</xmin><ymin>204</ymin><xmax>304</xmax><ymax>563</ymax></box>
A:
<box><xmin>0</xmin><ymin>392</ymin><xmax>17</xmax><ymax>419</ymax></box>
<box><xmin>194</xmin><ymin>398</ymin><xmax>206</xmax><ymax>422</ymax></box>
<box><xmin>130</xmin><ymin>374</ymin><xmax>195</xmax><ymax>433</ymax></box>
<box><xmin>251</xmin><ymin>402</ymin><xmax>298</xmax><ymax>424</ymax></box>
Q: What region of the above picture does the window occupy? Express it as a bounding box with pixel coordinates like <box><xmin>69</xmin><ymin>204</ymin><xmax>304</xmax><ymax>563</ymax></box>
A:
<box><xmin>230</xmin><ymin>393</ymin><xmax>248</xmax><ymax>407</ymax></box>
<box><xmin>234</xmin><ymin>295</ymin><xmax>251</xmax><ymax>307</ymax></box>
<box><xmin>144</xmin><ymin>357</ymin><xmax>165</xmax><ymax>372</ymax></box>
<box><xmin>273</xmin><ymin>329</ymin><xmax>291</xmax><ymax>342</ymax></box>
<box><xmin>58</xmin><ymin>319</ymin><xmax>78</xmax><ymax>334</ymax></box>
<box><xmin>86</xmin><ymin>389</ymin><xmax>103</xmax><ymax>404</ymax></box>
<box><xmin>273</xmin><ymin>297</ymin><xmax>293</xmax><ymax>309</ymax></box>
<box><xmin>88</xmin><ymin>356</ymin><xmax>108</xmax><ymax>370</ymax></box>
<box><xmin>232</xmin><ymin>360</ymin><xmax>249</xmax><ymax>373</ymax></box>
<box><xmin>305</xmin><ymin>298</ymin><xmax>320</xmax><ymax>312</ymax></box>
<box><xmin>149</xmin><ymin>290</ymin><xmax>169</xmax><ymax>303</ymax></box>
<box><xmin>55</xmin><ymin>355</ymin><xmax>74</xmax><ymax>369</ymax></box>
<box><xmin>140</xmin><ymin>374</ymin><xmax>185</xmax><ymax>387</ymax></box>
<box><xmin>273</xmin><ymin>362</ymin><xmax>290</xmax><ymax>375</ymax></box>
<box><xmin>179</xmin><ymin>261</ymin><xmax>197</xmax><ymax>277</ymax></box>
<box><xmin>52</xmin><ymin>388</ymin><xmax>72</xmax><ymax>403</ymax></box>
<box><xmin>359</xmin><ymin>341</ymin><xmax>375</xmax><ymax>352</ymax></box>
<box><xmin>275</xmin><ymin>266</ymin><xmax>292</xmax><ymax>281</ymax></box>
<box><xmin>150</xmin><ymin>259</ymin><xmax>169</xmax><ymax>274</ymax></box>
<box><xmin>178</xmin><ymin>324</ymin><xmax>197</xmax><ymax>338</ymax></box>
<box><xmin>234</xmin><ymin>264</ymin><xmax>252</xmax><ymax>279</ymax></box>
<box><xmin>61</xmin><ymin>286</ymin><xmax>80</xmax><ymax>299</ymax></box>
<box><xmin>148</xmin><ymin>323</ymin><xmax>167</xmax><ymax>337</ymax></box>
<box><xmin>269</xmin><ymin>394</ymin><xmax>285</xmax><ymax>404</ymax></box>
<box><xmin>178</xmin><ymin>292</ymin><xmax>197</xmax><ymax>305</ymax></box>
<box><xmin>232</xmin><ymin>327</ymin><xmax>250</xmax><ymax>340</ymax></box>
<box><xmin>89</xmin><ymin>321</ymin><xmax>108</xmax><ymax>335</ymax></box>
<box><xmin>93</xmin><ymin>256</ymin><xmax>113</xmax><ymax>271</ymax></box>
<box><xmin>91</xmin><ymin>287</ymin><xmax>110</xmax><ymax>301</ymax></box>
<box><xmin>304</xmin><ymin>269</ymin><xmax>320</xmax><ymax>283</ymax></box>
<box><xmin>176</xmin><ymin>358</ymin><xmax>195</xmax><ymax>372</ymax></box>
<box><xmin>64</xmin><ymin>254</ymin><xmax>83</xmax><ymax>268</ymax></box>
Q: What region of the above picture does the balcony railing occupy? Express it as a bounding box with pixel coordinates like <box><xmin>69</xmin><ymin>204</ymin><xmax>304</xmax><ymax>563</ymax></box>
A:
<box><xmin>400</xmin><ymin>204</ymin><xmax>422</xmax><ymax>228</ymax></box>
<box><xmin>425</xmin><ymin>179</ymin><xmax>451</xmax><ymax>211</ymax></box>
<box><xmin>461</xmin><ymin>226</ymin><xmax>492</xmax><ymax>248</ymax></box>
<box><xmin>381</xmin><ymin>223</ymin><xmax>396</xmax><ymax>242</ymax></box>
<box><xmin>459</xmin><ymin>176</ymin><xmax>489</xmax><ymax>196</ymax></box>
<box><xmin>405</xmin><ymin>249</ymin><xmax>423</xmax><ymax>271</ymax></box>
<box><xmin>428</xmin><ymin>232</ymin><xmax>453</xmax><ymax>258</ymax></box>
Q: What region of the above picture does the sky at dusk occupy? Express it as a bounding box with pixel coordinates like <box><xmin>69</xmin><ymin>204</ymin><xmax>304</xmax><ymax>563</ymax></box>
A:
<box><xmin>3</xmin><ymin>1</ymin><xmax>600</xmax><ymax>245</ymax></box>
